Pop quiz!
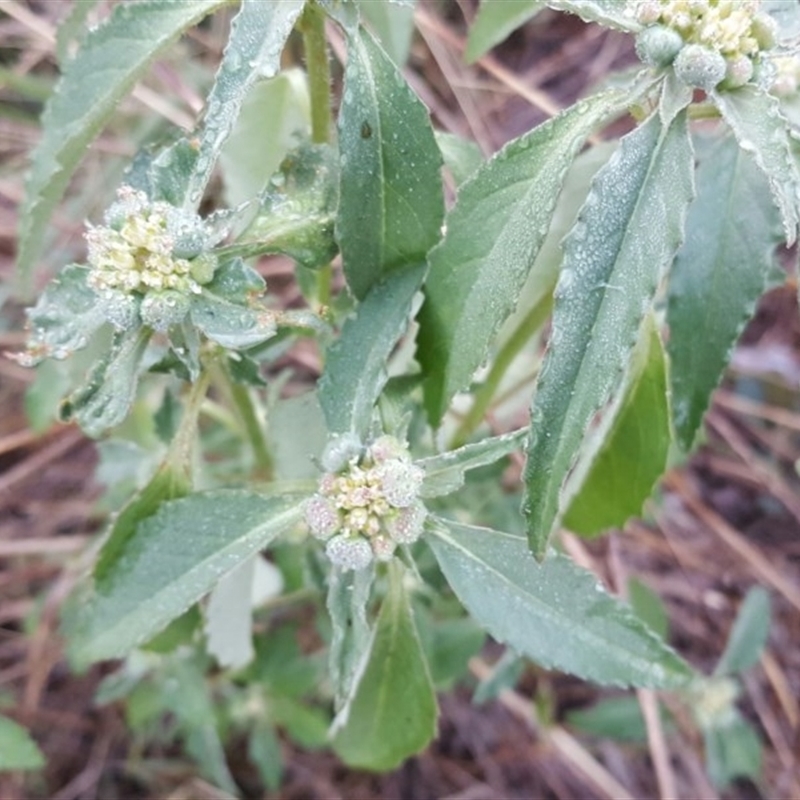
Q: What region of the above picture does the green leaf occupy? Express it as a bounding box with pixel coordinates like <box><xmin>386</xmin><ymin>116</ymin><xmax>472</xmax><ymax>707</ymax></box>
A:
<box><xmin>415</xmin><ymin>612</ymin><xmax>485</xmax><ymax>690</ymax></box>
<box><xmin>627</xmin><ymin>577</ymin><xmax>669</xmax><ymax>642</ymax></box>
<box><xmin>545</xmin><ymin>0</ymin><xmax>641</xmax><ymax>31</ymax></box>
<box><xmin>219</xmin><ymin>69</ymin><xmax>311</xmax><ymax>207</ymax></box>
<box><xmin>17</xmin><ymin>0</ymin><xmax>226</xmax><ymax>294</ymax></box>
<box><xmin>270</xmin><ymin>392</ymin><xmax>329</xmax><ymax>480</ymax></box>
<box><xmin>61</xmin><ymin>327</ymin><xmax>150</xmax><ymax>438</ymax></box>
<box><xmin>703</xmin><ymin>709</ymin><xmax>762</xmax><ymax>789</ymax></box>
<box><xmin>248</xmin><ymin>722</ymin><xmax>283</xmax><ymax>791</ymax></box>
<box><xmin>21</xmin><ymin>264</ymin><xmax>106</xmax><ymax>364</ymax></box>
<box><xmin>561</xmin><ymin>315</ymin><xmax>671</xmax><ymax>537</ymax></box>
<box><xmin>713</xmin><ymin>85</ymin><xmax>800</xmax><ymax>245</ymax></box>
<box><xmin>185</xmin><ymin>0</ymin><xmax>306</xmax><ymax>207</ymax></box>
<box><xmin>523</xmin><ymin>110</ymin><xmax>694</xmax><ymax>558</ymax></box>
<box><xmin>358</xmin><ymin>0</ymin><xmax>416</xmax><ymax>66</ymax></box>
<box><xmin>418</xmin><ymin>89</ymin><xmax>631</xmax><ymax>426</ymax></box>
<box><xmin>336</xmin><ymin>25</ymin><xmax>443</xmax><ymax>299</ymax></box>
<box><xmin>566</xmin><ymin>695</ymin><xmax>663</xmax><ymax>743</ymax></box>
<box><xmin>190</xmin><ymin>275</ymin><xmax>278</xmax><ymax>351</ymax></box>
<box><xmin>0</xmin><ymin>715</ymin><xmax>45</xmax><ymax>771</ymax></box>
<box><xmin>465</xmin><ymin>1</ymin><xmax>545</xmax><ymax>63</ymax></box>
<box><xmin>332</xmin><ymin>564</ymin><xmax>438</xmax><ymax>771</ymax></box>
<box><xmin>234</xmin><ymin>143</ymin><xmax>339</xmax><ymax>270</ymax></box>
<box><xmin>55</xmin><ymin>0</ymin><xmax>103</xmax><ymax>65</ymax></box>
<box><xmin>418</xmin><ymin>427</ymin><xmax>527</xmax><ymax>498</ymax></box>
<box><xmin>66</xmin><ymin>490</ymin><xmax>306</xmax><ymax>667</ymax></box>
<box><xmin>95</xmin><ymin>459</ymin><xmax>192</xmax><ymax>583</ymax></box>
<box><xmin>427</xmin><ymin>519</ymin><xmax>695</xmax><ymax>688</ymax></box>
<box><xmin>319</xmin><ymin>263</ymin><xmax>426</xmax><ymax>438</ymax></box>
<box><xmin>714</xmin><ymin>587</ymin><xmax>771</xmax><ymax>677</ymax></box>
<box><xmin>667</xmin><ymin>134</ymin><xmax>783</xmax><ymax>450</ymax></box>
<box><xmin>125</xmin><ymin>138</ymin><xmax>201</xmax><ymax>208</ymax></box>
<box><xmin>435</xmin><ymin>131</ymin><xmax>484</xmax><ymax>186</ymax></box>
<box><xmin>327</xmin><ymin>566</ymin><xmax>375</xmax><ymax>709</ymax></box>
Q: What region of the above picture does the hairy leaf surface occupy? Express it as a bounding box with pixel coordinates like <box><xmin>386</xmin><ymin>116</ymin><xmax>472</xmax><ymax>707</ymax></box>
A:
<box><xmin>186</xmin><ymin>0</ymin><xmax>306</xmax><ymax>205</ymax></box>
<box><xmin>713</xmin><ymin>86</ymin><xmax>800</xmax><ymax>244</ymax></box>
<box><xmin>336</xmin><ymin>26</ymin><xmax>443</xmax><ymax>299</ymax></box>
<box><xmin>523</xmin><ymin>111</ymin><xmax>694</xmax><ymax>557</ymax></box>
<box><xmin>67</xmin><ymin>490</ymin><xmax>306</xmax><ymax>667</ymax></box>
<box><xmin>418</xmin><ymin>89</ymin><xmax>631</xmax><ymax>426</ymax></box>
<box><xmin>332</xmin><ymin>565</ymin><xmax>437</xmax><ymax>770</ymax></box>
<box><xmin>428</xmin><ymin>520</ymin><xmax>695</xmax><ymax>688</ymax></box>
<box><xmin>319</xmin><ymin>264</ymin><xmax>426</xmax><ymax>438</ymax></box>
<box><xmin>668</xmin><ymin>135</ymin><xmax>783</xmax><ymax>449</ymax></box>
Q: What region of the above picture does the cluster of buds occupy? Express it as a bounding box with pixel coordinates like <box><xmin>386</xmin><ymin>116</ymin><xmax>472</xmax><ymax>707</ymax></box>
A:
<box><xmin>86</xmin><ymin>187</ymin><xmax>217</xmax><ymax>331</ymax></box>
<box><xmin>630</xmin><ymin>0</ymin><xmax>778</xmax><ymax>90</ymax></box>
<box><xmin>304</xmin><ymin>434</ymin><xmax>427</xmax><ymax>570</ymax></box>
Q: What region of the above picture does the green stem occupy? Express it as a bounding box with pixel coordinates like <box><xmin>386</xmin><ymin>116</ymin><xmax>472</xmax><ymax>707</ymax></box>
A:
<box><xmin>213</xmin><ymin>360</ymin><xmax>273</xmax><ymax>480</ymax></box>
<box><xmin>451</xmin><ymin>294</ymin><xmax>553</xmax><ymax>448</ymax></box>
<box><xmin>300</xmin><ymin>1</ymin><xmax>332</xmax><ymax>145</ymax></box>
<box><xmin>167</xmin><ymin>367</ymin><xmax>212</xmax><ymax>473</ymax></box>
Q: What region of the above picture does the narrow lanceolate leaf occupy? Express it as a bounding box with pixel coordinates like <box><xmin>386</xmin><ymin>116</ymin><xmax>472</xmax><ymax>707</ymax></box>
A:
<box><xmin>336</xmin><ymin>26</ymin><xmax>443</xmax><ymax>299</ymax></box>
<box><xmin>319</xmin><ymin>263</ymin><xmax>426</xmax><ymax>438</ymax></box>
<box><xmin>428</xmin><ymin>520</ymin><xmax>695</xmax><ymax>688</ymax></box>
<box><xmin>418</xmin><ymin>427</ymin><xmax>528</xmax><ymax>498</ymax></box>
<box><xmin>17</xmin><ymin>0</ymin><xmax>226</xmax><ymax>293</ymax></box>
<box><xmin>185</xmin><ymin>0</ymin><xmax>306</xmax><ymax>207</ymax></box>
<box><xmin>713</xmin><ymin>86</ymin><xmax>800</xmax><ymax>245</ymax></box>
<box><xmin>66</xmin><ymin>490</ymin><xmax>306</xmax><ymax>667</ymax></box>
<box><xmin>523</xmin><ymin>111</ymin><xmax>694</xmax><ymax>558</ymax></box>
<box><xmin>562</xmin><ymin>315</ymin><xmax>670</xmax><ymax>537</ymax></box>
<box><xmin>667</xmin><ymin>135</ymin><xmax>782</xmax><ymax>450</ymax></box>
<box><xmin>545</xmin><ymin>0</ymin><xmax>641</xmax><ymax>31</ymax></box>
<box><xmin>332</xmin><ymin>564</ymin><xmax>437</xmax><ymax>771</ymax></box>
<box><xmin>465</xmin><ymin>0</ymin><xmax>545</xmax><ymax>63</ymax></box>
<box><xmin>418</xmin><ymin>89</ymin><xmax>631</xmax><ymax>426</ymax></box>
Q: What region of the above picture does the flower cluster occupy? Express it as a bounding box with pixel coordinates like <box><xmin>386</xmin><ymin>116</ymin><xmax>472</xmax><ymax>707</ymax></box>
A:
<box><xmin>771</xmin><ymin>54</ymin><xmax>800</xmax><ymax>96</ymax></box>
<box><xmin>630</xmin><ymin>0</ymin><xmax>778</xmax><ymax>90</ymax></box>
<box><xmin>85</xmin><ymin>186</ymin><xmax>218</xmax><ymax>332</ymax></box>
<box><xmin>304</xmin><ymin>434</ymin><xmax>427</xmax><ymax>570</ymax></box>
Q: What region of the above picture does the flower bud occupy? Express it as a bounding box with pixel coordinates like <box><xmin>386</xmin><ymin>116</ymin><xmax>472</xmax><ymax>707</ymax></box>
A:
<box><xmin>378</xmin><ymin>460</ymin><xmax>425</xmax><ymax>508</ymax></box>
<box><xmin>674</xmin><ymin>44</ymin><xmax>727</xmax><ymax>91</ymax></box>
<box><xmin>304</xmin><ymin>494</ymin><xmax>339</xmax><ymax>540</ymax></box>
<box><xmin>636</xmin><ymin>25</ymin><xmax>684</xmax><ymax>68</ymax></box>
<box><xmin>140</xmin><ymin>289</ymin><xmax>191</xmax><ymax>331</ymax></box>
<box><xmin>723</xmin><ymin>54</ymin><xmax>754</xmax><ymax>88</ymax></box>
<box><xmin>189</xmin><ymin>252</ymin><xmax>218</xmax><ymax>285</ymax></box>
<box><xmin>98</xmin><ymin>290</ymin><xmax>140</xmax><ymax>331</ymax></box>
<box><xmin>385</xmin><ymin>501</ymin><xmax>427</xmax><ymax>545</ymax></box>
<box><xmin>325</xmin><ymin>534</ymin><xmax>374</xmax><ymax>571</ymax></box>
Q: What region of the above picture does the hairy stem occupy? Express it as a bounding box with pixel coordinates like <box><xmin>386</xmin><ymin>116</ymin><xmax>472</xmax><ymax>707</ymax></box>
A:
<box><xmin>300</xmin><ymin>1</ymin><xmax>332</xmax><ymax>145</ymax></box>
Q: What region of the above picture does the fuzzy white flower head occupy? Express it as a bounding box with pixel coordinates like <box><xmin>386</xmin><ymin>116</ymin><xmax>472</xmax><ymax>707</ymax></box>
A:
<box><xmin>304</xmin><ymin>434</ymin><xmax>428</xmax><ymax>570</ymax></box>
<box><xmin>85</xmin><ymin>187</ymin><xmax>215</xmax><ymax>314</ymax></box>
<box><xmin>629</xmin><ymin>0</ymin><xmax>778</xmax><ymax>90</ymax></box>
